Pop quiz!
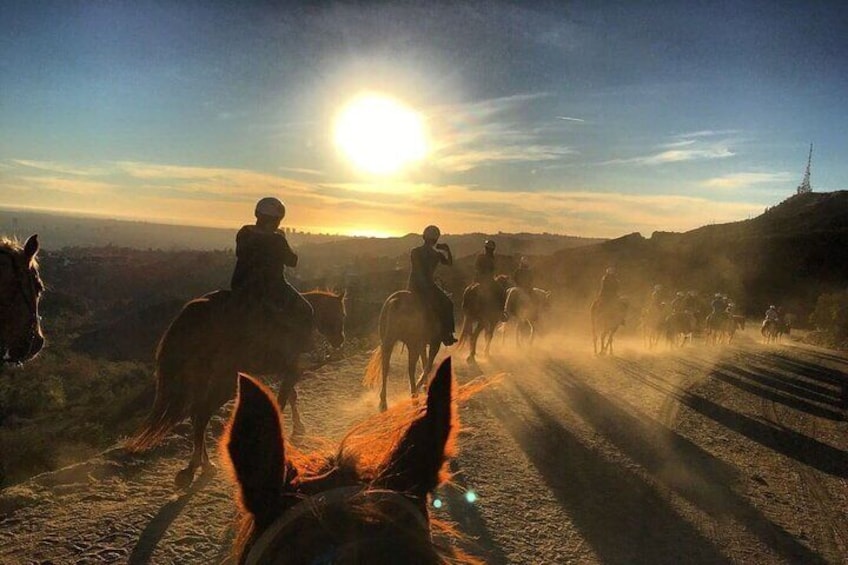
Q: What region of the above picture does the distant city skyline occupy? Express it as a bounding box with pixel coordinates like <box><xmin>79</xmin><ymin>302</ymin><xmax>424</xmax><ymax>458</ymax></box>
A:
<box><xmin>2</xmin><ymin>1</ymin><xmax>846</xmax><ymax>237</ymax></box>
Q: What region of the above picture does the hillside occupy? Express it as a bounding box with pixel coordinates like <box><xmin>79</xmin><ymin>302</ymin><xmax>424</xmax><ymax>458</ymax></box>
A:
<box><xmin>534</xmin><ymin>191</ymin><xmax>848</xmax><ymax>319</ymax></box>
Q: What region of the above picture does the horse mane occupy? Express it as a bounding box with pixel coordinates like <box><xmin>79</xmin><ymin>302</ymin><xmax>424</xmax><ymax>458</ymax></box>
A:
<box><xmin>221</xmin><ymin>374</ymin><xmax>492</xmax><ymax>564</ymax></box>
<box><xmin>0</xmin><ymin>236</ymin><xmax>40</xmax><ymax>270</ymax></box>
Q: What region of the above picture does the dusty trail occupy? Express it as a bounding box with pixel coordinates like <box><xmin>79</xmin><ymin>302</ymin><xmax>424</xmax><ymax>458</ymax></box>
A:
<box><xmin>1</xmin><ymin>329</ymin><xmax>846</xmax><ymax>564</ymax></box>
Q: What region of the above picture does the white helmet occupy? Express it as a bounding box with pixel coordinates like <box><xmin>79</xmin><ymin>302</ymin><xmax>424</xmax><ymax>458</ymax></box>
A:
<box><xmin>255</xmin><ymin>197</ymin><xmax>286</xmax><ymax>219</ymax></box>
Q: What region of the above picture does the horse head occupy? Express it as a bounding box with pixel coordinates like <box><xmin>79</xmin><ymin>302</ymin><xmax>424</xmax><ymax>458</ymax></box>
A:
<box><xmin>307</xmin><ymin>290</ymin><xmax>346</xmax><ymax>349</ymax></box>
<box><xmin>0</xmin><ymin>235</ymin><xmax>45</xmax><ymax>364</ymax></box>
<box><xmin>222</xmin><ymin>357</ymin><xmax>469</xmax><ymax>564</ymax></box>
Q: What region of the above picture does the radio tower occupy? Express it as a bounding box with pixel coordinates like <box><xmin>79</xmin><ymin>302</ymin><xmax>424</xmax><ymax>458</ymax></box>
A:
<box><xmin>796</xmin><ymin>143</ymin><xmax>813</xmax><ymax>195</ymax></box>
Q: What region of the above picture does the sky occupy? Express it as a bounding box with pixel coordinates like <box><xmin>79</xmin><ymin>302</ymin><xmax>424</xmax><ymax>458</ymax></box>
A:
<box><xmin>1</xmin><ymin>1</ymin><xmax>847</xmax><ymax>238</ymax></box>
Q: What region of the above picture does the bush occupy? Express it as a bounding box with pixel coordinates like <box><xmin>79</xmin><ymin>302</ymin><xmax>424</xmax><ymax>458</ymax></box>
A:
<box><xmin>809</xmin><ymin>289</ymin><xmax>848</xmax><ymax>346</ymax></box>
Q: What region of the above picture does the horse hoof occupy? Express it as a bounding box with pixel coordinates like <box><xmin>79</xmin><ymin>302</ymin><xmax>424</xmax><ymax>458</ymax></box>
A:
<box><xmin>292</xmin><ymin>424</ymin><xmax>306</xmax><ymax>437</ymax></box>
<box><xmin>379</xmin><ymin>400</ymin><xmax>388</xmax><ymax>413</ymax></box>
<box><xmin>174</xmin><ymin>468</ymin><xmax>195</xmax><ymax>490</ymax></box>
<box><xmin>466</xmin><ymin>355</ymin><xmax>475</xmax><ymax>365</ymax></box>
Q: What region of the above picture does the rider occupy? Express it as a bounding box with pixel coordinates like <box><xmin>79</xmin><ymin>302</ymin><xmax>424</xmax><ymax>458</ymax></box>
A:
<box><xmin>514</xmin><ymin>256</ymin><xmax>534</xmax><ymax>292</ymax></box>
<box><xmin>231</xmin><ymin>197</ymin><xmax>314</xmax><ymax>339</ymax></box>
<box><xmin>671</xmin><ymin>291</ymin><xmax>686</xmax><ymax>313</ymax></box>
<box><xmin>408</xmin><ymin>225</ymin><xmax>457</xmax><ymax>346</ymax></box>
<box><xmin>474</xmin><ymin>240</ymin><xmax>497</xmax><ymax>284</ymax></box>
<box><xmin>649</xmin><ymin>284</ymin><xmax>664</xmax><ymax>309</ymax></box>
<box><xmin>598</xmin><ymin>267</ymin><xmax>620</xmax><ymax>307</ymax></box>
<box><xmin>710</xmin><ymin>293</ymin><xmax>727</xmax><ymax>316</ymax></box>
<box><xmin>763</xmin><ymin>304</ymin><xmax>780</xmax><ymax>326</ymax></box>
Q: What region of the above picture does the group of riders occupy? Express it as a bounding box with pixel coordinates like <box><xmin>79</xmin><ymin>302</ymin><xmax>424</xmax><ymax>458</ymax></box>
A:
<box><xmin>234</xmin><ymin>196</ymin><xmax>542</xmax><ymax>349</ymax></box>
<box><xmin>235</xmin><ymin>195</ymin><xmax>787</xmax><ymax>349</ymax></box>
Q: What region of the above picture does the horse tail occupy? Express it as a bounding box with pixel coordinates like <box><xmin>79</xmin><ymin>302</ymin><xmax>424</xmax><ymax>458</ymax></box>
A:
<box><xmin>126</xmin><ymin>299</ymin><xmax>206</xmax><ymax>452</ymax></box>
<box><xmin>364</xmin><ymin>296</ymin><xmax>396</xmax><ymax>388</ymax></box>
<box><xmin>457</xmin><ymin>314</ymin><xmax>473</xmax><ymax>349</ymax></box>
<box><xmin>126</xmin><ymin>336</ymin><xmax>191</xmax><ymax>452</ymax></box>
<box><xmin>363</xmin><ymin>346</ymin><xmax>383</xmax><ymax>388</ymax></box>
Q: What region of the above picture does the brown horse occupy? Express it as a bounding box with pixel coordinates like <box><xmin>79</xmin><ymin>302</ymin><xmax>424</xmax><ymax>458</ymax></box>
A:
<box><xmin>0</xmin><ymin>235</ymin><xmax>45</xmax><ymax>365</ymax></box>
<box><xmin>127</xmin><ymin>289</ymin><xmax>346</xmax><ymax>488</ymax></box>
<box><xmin>457</xmin><ymin>275</ymin><xmax>509</xmax><ymax>364</ymax></box>
<box><xmin>503</xmin><ymin>286</ymin><xmax>551</xmax><ymax>347</ymax></box>
<box><xmin>591</xmin><ymin>297</ymin><xmax>627</xmax><ymax>356</ymax></box>
<box><xmin>364</xmin><ymin>291</ymin><xmax>443</xmax><ymax>412</ymax></box>
<box><xmin>221</xmin><ymin>357</ymin><xmax>478</xmax><ymax>564</ymax></box>
<box><xmin>762</xmin><ymin>318</ymin><xmax>790</xmax><ymax>344</ymax></box>
<box><xmin>665</xmin><ymin>311</ymin><xmax>697</xmax><ymax>348</ymax></box>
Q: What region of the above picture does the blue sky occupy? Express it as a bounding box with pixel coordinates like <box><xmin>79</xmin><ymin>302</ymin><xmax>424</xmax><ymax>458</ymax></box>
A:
<box><xmin>1</xmin><ymin>1</ymin><xmax>846</xmax><ymax>237</ymax></box>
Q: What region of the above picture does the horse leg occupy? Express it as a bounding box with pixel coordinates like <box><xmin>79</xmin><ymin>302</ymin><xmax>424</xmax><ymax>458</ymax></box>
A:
<box><xmin>379</xmin><ymin>341</ymin><xmax>395</xmax><ymax>413</ymax></box>
<box><xmin>408</xmin><ymin>344</ymin><xmax>421</xmax><ymax>398</ymax></box>
<box><xmin>278</xmin><ymin>378</ymin><xmax>306</xmax><ymax>436</ymax></box>
<box><xmin>468</xmin><ymin>324</ymin><xmax>483</xmax><ymax>364</ymax></box>
<box><xmin>484</xmin><ymin>324</ymin><xmax>494</xmax><ymax>356</ymax></box>
<box><xmin>416</xmin><ymin>342</ymin><xmax>440</xmax><ymax>391</ymax></box>
<box><xmin>175</xmin><ymin>406</ymin><xmax>213</xmax><ymax>489</ymax></box>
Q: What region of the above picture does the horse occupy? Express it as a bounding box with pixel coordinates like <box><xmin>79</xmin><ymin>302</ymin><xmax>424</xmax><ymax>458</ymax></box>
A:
<box><xmin>503</xmin><ymin>286</ymin><xmax>551</xmax><ymax>347</ymax></box>
<box><xmin>127</xmin><ymin>289</ymin><xmax>346</xmax><ymax>488</ymax></box>
<box><xmin>221</xmin><ymin>357</ymin><xmax>478</xmax><ymax>564</ymax></box>
<box><xmin>640</xmin><ymin>303</ymin><xmax>668</xmax><ymax>349</ymax></box>
<box><xmin>665</xmin><ymin>311</ymin><xmax>697</xmax><ymax>348</ymax></box>
<box><xmin>591</xmin><ymin>297</ymin><xmax>627</xmax><ymax>356</ymax></box>
<box><xmin>364</xmin><ymin>291</ymin><xmax>444</xmax><ymax>412</ymax></box>
<box><xmin>704</xmin><ymin>311</ymin><xmax>736</xmax><ymax>345</ymax></box>
<box><xmin>0</xmin><ymin>235</ymin><xmax>45</xmax><ymax>365</ymax></box>
<box><xmin>457</xmin><ymin>275</ymin><xmax>510</xmax><ymax>363</ymax></box>
<box><xmin>762</xmin><ymin>319</ymin><xmax>790</xmax><ymax>344</ymax></box>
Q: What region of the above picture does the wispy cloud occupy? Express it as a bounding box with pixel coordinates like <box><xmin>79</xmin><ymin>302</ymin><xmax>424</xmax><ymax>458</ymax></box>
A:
<box><xmin>12</xmin><ymin>160</ymin><xmax>111</xmax><ymax>176</ymax></box>
<box><xmin>603</xmin><ymin>136</ymin><xmax>735</xmax><ymax>166</ymax></box>
<box><xmin>427</xmin><ymin>93</ymin><xmax>573</xmax><ymax>172</ymax></box>
<box><xmin>701</xmin><ymin>171</ymin><xmax>792</xmax><ymax>189</ymax></box>
<box><xmin>279</xmin><ymin>166</ymin><xmax>325</xmax><ymax>177</ymax></box>
<box><xmin>1</xmin><ymin>158</ymin><xmax>765</xmax><ymax>238</ymax></box>
<box><xmin>556</xmin><ymin>116</ymin><xmax>586</xmax><ymax>123</ymax></box>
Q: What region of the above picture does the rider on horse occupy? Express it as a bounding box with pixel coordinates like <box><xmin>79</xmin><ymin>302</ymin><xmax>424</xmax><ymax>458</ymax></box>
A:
<box><xmin>598</xmin><ymin>267</ymin><xmax>620</xmax><ymax>304</ymax></box>
<box><xmin>231</xmin><ymin>197</ymin><xmax>314</xmax><ymax>343</ymax></box>
<box><xmin>671</xmin><ymin>291</ymin><xmax>686</xmax><ymax>313</ymax></box>
<box><xmin>474</xmin><ymin>239</ymin><xmax>505</xmax><ymax>309</ymax></box>
<box><xmin>514</xmin><ymin>256</ymin><xmax>534</xmax><ymax>292</ymax></box>
<box><xmin>408</xmin><ymin>225</ymin><xmax>457</xmax><ymax>346</ymax></box>
<box><xmin>763</xmin><ymin>304</ymin><xmax>780</xmax><ymax>327</ymax></box>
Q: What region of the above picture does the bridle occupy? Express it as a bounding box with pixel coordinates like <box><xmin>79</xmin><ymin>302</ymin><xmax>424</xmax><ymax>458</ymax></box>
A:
<box><xmin>245</xmin><ymin>486</ymin><xmax>430</xmax><ymax>565</ymax></box>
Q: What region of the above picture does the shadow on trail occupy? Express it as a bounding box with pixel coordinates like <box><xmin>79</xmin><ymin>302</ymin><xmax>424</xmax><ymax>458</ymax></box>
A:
<box><xmin>538</xmin><ymin>361</ymin><xmax>829</xmax><ymax>565</ymax></box>
<box><xmin>485</xmin><ymin>386</ymin><xmax>730</xmax><ymax>564</ymax></box>
<box><xmin>710</xmin><ymin>364</ymin><xmax>844</xmax><ymax>420</ymax></box>
<box><xmin>673</xmin><ymin>386</ymin><xmax>848</xmax><ymax>478</ymax></box>
<box><xmin>128</xmin><ymin>468</ymin><xmax>215</xmax><ymax>565</ymax></box>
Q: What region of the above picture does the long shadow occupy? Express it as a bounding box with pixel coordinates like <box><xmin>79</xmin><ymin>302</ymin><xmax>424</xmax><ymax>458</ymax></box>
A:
<box><xmin>537</xmin><ymin>363</ymin><xmax>828</xmax><ymax>564</ymax></box>
<box><xmin>732</xmin><ymin>359</ymin><xmax>843</xmax><ymax>401</ymax></box>
<box><xmin>440</xmin><ymin>460</ymin><xmax>510</xmax><ymax>565</ymax></box>
<box><xmin>769</xmin><ymin>351</ymin><xmax>847</xmax><ymax>389</ymax></box>
<box><xmin>673</xmin><ymin>388</ymin><xmax>848</xmax><ymax>478</ymax></box>
<box><xmin>128</xmin><ymin>468</ymin><xmax>215</xmax><ymax>565</ymax></box>
<box><xmin>484</xmin><ymin>388</ymin><xmax>730</xmax><ymax>564</ymax></box>
<box><xmin>710</xmin><ymin>366</ymin><xmax>844</xmax><ymax>420</ymax></box>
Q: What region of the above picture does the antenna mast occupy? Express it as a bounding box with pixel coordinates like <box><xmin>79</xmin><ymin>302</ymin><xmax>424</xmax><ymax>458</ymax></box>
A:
<box><xmin>796</xmin><ymin>143</ymin><xmax>813</xmax><ymax>195</ymax></box>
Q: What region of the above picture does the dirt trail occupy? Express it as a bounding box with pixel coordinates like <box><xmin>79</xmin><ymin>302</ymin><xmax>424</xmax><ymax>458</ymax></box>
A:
<box><xmin>1</xmin><ymin>329</ymin><xmax>846</xmax><ymax>564</ymax></box>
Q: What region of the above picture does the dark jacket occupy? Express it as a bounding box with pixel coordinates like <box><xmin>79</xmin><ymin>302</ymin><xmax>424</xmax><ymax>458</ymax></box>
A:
<box><xmin>474</xmin><ymin>252</ymin><xmax>496</xmax><ymax>282</ymax></box>
<box><xmin>231</xmin><ymin>225</ymin><xmax>298</xmax><ymax>293</ymax></box>
<box><xmin>407</xmin><ymin>244</ymin><xmax>449</xmax><ymax>291</ymax></box>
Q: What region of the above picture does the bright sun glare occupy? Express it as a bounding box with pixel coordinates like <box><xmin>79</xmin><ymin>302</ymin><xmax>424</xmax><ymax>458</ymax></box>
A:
<box><xmin>334</xmin><ymin>94</ymin><xmax>427</xmax><ymax>175</ymax></box>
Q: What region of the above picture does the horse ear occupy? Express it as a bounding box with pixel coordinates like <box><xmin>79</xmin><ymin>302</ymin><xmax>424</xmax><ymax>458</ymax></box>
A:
<box><xmin>223</xmin><ymin>373</ymin><xmax>292</xmax><ymax>527</ymax></box>
<box><xmin>24</xmin><ymin>234</ymin><xmax>39</xmax><ymax>261</ymax></box>
<box><xmin>380</xmin><ymin>357</ymin><xmax>456</xmax><ymax>498</ymax></box>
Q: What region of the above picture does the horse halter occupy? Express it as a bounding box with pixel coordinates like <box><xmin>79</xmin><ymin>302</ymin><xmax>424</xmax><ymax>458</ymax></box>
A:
<box><xmin>245</xmin><ymin>486</ymin><xmax>430</xmax><ymax>565</ymax></box>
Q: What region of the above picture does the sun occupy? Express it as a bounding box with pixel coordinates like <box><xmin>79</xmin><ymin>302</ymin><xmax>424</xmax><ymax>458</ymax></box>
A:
<box><xmin>334</xmin><ymin>94</ymin><xmax>427</xmax><ymax>175</ymax></box>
